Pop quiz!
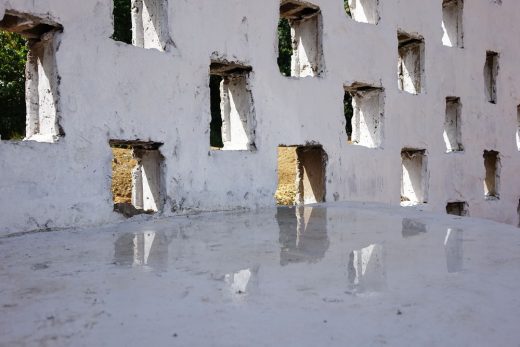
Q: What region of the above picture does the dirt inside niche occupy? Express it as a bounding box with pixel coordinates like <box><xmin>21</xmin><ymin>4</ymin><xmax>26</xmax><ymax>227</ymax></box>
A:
<box><xmin>275</xmin><ymin>147</ymin><xmax>298</xmax><ymax>205</ymax></box>
<box><xmin>111</xmin><ymin>148</ymin><xmax>136</xmax><ymax>204</ymax></box>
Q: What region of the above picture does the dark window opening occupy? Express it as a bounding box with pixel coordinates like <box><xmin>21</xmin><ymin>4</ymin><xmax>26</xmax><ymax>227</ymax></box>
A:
<box><xmin>111</xmin><ymin>0</ymin><xmax>132</xmax><ymax>44</ymax></box>
<box><xmin>0</xmin><ymin>11</ymin><xmax>62</xmax><ymax>142</ymax></box>
<box><xmin>278</xmin><ymin>0</ymin><xmax>323</xmax><ymax>78</ymax></box>
<box><xmin>344</xmin><ymin>83</ymin><xmax>384</xmax><ymax>148</ymax></box>
<box><xmin>446</xmin><ymin>201</ymin><xmax>469</xmax><ymax>216</ymax></box>
<box><xmin>111</xmin><ymin>0</ymin><xmax>171</xmax><ymax>51</ymax></box>
<box><xmin>110</xmin><ymin>140</ymin><xmax>165</xmax><ymax>217</ymax></box>
<box><xmin>209</xmin><ymin>60</ymin><xmax>256</xmax><ymax>151</ymax></box>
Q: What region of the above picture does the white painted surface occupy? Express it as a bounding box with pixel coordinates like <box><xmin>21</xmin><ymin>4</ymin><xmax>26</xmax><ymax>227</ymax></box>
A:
<box><xmin>1</xmin><ymin>203</ymin><xmax>520</xmax><ymax>346</ymax></box>
<box><xmin>0</xmin><ymin>0</ymin><xmax>519</xmax><ymax>235</ymax></box>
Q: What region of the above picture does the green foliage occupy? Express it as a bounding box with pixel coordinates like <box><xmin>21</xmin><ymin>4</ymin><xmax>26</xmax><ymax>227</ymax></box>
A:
<box><xmin>344</xmin><ymin>0</ymin><xmax>351</xmax><ymax>17</ymax></box>
<box><xmin>112</xmin><ymin>0</ymin><xmax>132</xmax><ymax>44</ymax></box>
<box><xmin>0</xmin><ymin>31</ymin><xmax>28</xmax><ymax>140</ymax></box>
<box><xmin>277</xmin><ymin>18</ymin><xmax>292</xmax><ymax>76</ymax></box>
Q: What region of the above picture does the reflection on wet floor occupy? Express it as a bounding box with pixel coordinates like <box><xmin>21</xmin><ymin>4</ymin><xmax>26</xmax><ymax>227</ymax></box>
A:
<box><xmin>402</xmin><ymin>218</ymin><xmax>428</xmax><ymax>238</ymax></box>
<box><xmin>225</xmin><ymin>266</ymin><xmax>260</xmax><ymax>296</ymax></box>
<box><xmin>348</xmin><ymin>244</ymin><xmax>387</xmax><ymax>293</ymax></box>
<box><xmin>114</xmin><ymin>231</ymin><xmax>172</xmax><ymax>270</ymax></box>
<box><xmin>277</xmin><ymin>207</ymin><xmax>329</xmax><ymax>266</ymax></box>
<box><xmin>445</xmin><ymin>228</ymin><xmax>464</xmax><ymax>273</ymax></box>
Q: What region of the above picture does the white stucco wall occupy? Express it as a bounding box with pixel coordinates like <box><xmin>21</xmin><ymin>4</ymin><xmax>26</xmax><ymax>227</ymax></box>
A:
<box><xmin>0</xmin><ymin>0</ymin><xmax>519</xmax><ymax>234</ymax></box>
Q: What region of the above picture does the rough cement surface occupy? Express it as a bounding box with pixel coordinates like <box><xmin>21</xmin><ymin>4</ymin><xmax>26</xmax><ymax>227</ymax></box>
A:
<box><xmin>1</xmin><ymin>203</ymin><xmax>519</xmax><ymax>346</ymax></box>
<box><xmin>0</xmin><ymin>0</ymin><xmax>520</xmax><ymax>234</ymax></box>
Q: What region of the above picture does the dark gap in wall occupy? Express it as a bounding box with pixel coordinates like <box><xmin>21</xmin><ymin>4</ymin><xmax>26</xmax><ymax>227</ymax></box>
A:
<box><xmin>278</xmin><ymin>0</ymin><xmax>323</xmax><ymax>78</ymax></box>
<box><xmin>0</xmin><ymin>11</ymin><xmax>63</xmax><ymax>141</ymax></box>
<box><xmin>446</xmin><ymin>201</ymin><xmax>468</xmax><ymax>216</ymax></box>
<box><xmin>209</xmin><ymin>75</ymin><xmax>224</xmax><ymax>148</ymax></box>
<box><xmin>344</xmin><ymin>92</ymin><xmax>354</xmax><ymax>142</ymax></box>
<box><xmin>111</xmin><ymin>0</ymin><xmax>132</xmax><ymax>44</ymax></box>
<box><xmin>209</xmin><ymin>60</ymin><xmax>256</xmax><ymax>151</ymax></box>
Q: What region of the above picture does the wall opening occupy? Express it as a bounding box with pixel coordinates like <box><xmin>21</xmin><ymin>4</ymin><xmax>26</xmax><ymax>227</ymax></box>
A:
<box><xmin>516</xmin><ymin>105</ymin><xmax>520</xmax><ymax>151</ymax></box>
<box><xmin>276</xmin><ymin>145</ymin><xmax>327</xmax><ymax>206</ymax></box>
<box><xmin>112</xmin><ymin>0</ymin><xmax>171</xmax><ymax>51</ymax></box>
<box><xmin>398</xmin><ymin>32</ymin><xmax>425</xmax><ymax>95</ymax></box>
<box><xmin>442</xmin><ymin>0</ymin><xmax>464</xmax><ymax>48</ymax></box>
<box><xmin>344</xmin><ymin>0</ymin><xmax>380</xmax><ymax>25</ymax></box>
<box><xmin>444</xmin><ymin>97</ymin><xmax>463</xmax><ymax>152</ymax></box>
<box><xmin>209</xmin><ymin>61</ymin><xmax>256</xmax><ymax>151</ymax></box>
<box><xmin>517</xmin><ymin>199</ymin><xmax>520</xmax><ymax>228</ymax></box>
<box><xmin>484</xmin><ymin>51</ymin><xmax>499</xmax><ymax>104</ymax></box>
<box><xmin>278</xmin><ymin>0</ymin><xmax>323</xmax><ymax>78</ymax></box>
<box><xmin>401</xmin><ymin>149</ymin><xmax>428</xmax><ymax>206</ymax></box>
<box><xmin>446</xmin><ymin>201</ymin><xmax>468</xmax><ymax>216</ymax></box>
<box><xmin>0</xmin><ymin>11</ymin><xmax>63</xmax><ymax>142</ymax></box>
<box><xmin>483</xmin><ymin>150</ymin><xmax>500</xmax><ymax>200</ymax></box>
<box><xmin>344</xmin><ymin>83</ymin><xmax>385</xmax><ymax>148</ymax></box>
<box><xmin>110</xmin><ymin>140</ymin><xmax>165</xmax><ymax>217</ymax></box>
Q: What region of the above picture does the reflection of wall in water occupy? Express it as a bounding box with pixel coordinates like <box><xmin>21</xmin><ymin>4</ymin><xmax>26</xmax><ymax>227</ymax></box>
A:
<box><xmin>277</xmin><ymin>207</ymin><xmax>329</xmax><ymax>266</ymax></box>
<box><xmin>114</xmin><ymin>231</ymin><xmax>171</xmax><ymax>269</ymax></box>
<box><xmin>444</xmin><ymin>228</ymin><xmax>463</xmax><ymax>273</ymax></box>
<box><xmin>225</xmin><ymin>265</ymin><xmax>260</xmax><ymax>295</ymax></box>
<box><xmin>402</xmin><ymin>218</ymin><xmax>428</xmax><ymax>238</ymax></box>
<box><xmin>348</xmin><ymin>244</ymin><xmax>386</xmax><ymax>293</ymax></box>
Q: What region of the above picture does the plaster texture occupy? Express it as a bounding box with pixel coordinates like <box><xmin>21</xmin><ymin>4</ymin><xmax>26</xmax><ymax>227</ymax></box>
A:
<box><xmin>0</xmin><ymin>0</ymin><xmax>520</xmax><ymax>234</ymax></box>
<box><xmin>1</xmin><ymin>203</ymin><xmax>520</xmax><ymax>346</ymax></box>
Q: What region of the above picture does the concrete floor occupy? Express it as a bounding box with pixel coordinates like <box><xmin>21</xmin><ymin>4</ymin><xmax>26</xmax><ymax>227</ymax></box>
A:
<box><xmin>1</xmin><ymin>202</ymin><xmax>519</xmax><ymax>346</ymax></box>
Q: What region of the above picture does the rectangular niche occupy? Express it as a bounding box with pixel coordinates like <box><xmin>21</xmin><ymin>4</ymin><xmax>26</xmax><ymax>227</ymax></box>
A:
<box><xmin>344</xmin><ymin>83</ymin><xmax>385</xmax><ymax>148</ymax></box>
<box><xmin>516</xmin><ymin>105</ymin><xmax>520</xmax><ymax>151</ymax></box>
<box><xmin>278</xmin><ymin>0</ymin><xmax>323</xmax><ymax>78</ymax></box>
<box><xmin>443</xmin><ymin>97</ymin><xmax>463</xmax><ymax>152</ymax></box>
<box><xmin>110</xmin><ymin>140</ymin><xmax>165</xmax><ymax>217</ymax></box>
<box><xmin>442</xmin><ymin>0</ymin><xmax>464</xmax><ymax>48</ymax></box>
<box><xmin>112</xmin><ymin>0</ymin><xmax>171</xmax><ymax>51</ymax></box>
<box><xmin>0</xmin><ymin>11</ymin><xmax>63</xmax><ymax>142</ymax></box>
<box><xmin>345</xmin><ymin>0</ymin><xmax>380</xmax><ymax>25</ymax></box>
<box><xmin>276</xmin><ymin>145</ymin><xmax>328</xmax><ymax>205</ymax></box>
<box><xmin>483</xmin><ymin>150</ymin><xmax>500</xmax><ymax>200</ymax></box>
<box><xmin>401</xmin><ymin>149</ymin><xmax>428</xmax><ymax>206</ymax></box>
<box><xmin>446</xmin><ymin>201</ymin><xmax>469</xmax><ymax>216</ymax></box>
<box><xmin>484</xmin><ymin>51</ymin><xmax>499</xmax><ymax>104</ymax></box>
<box><xmin>209</xmin><ymin>61</ymin><xmax>256</xmax><ymax>151</ymax></box>
<box><xmin>398</xmin><ymin>32</ymin><xmax>425</xmax><ymax>95</ymax></box>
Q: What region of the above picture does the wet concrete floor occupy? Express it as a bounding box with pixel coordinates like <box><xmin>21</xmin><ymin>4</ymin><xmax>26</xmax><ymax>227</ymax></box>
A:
<box><xmin>1</xmin><ymin>202</ymin><xmax>519</xmax><ymax>346</ymax></box>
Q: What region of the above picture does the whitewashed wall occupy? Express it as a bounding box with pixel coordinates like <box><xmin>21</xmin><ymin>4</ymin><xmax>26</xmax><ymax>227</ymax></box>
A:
<box><xmin>0</xmin><ymin>0</ymin><xmax>519</xmax><ymax>234</ymax></box>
